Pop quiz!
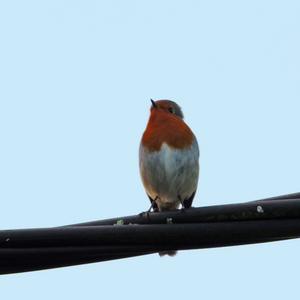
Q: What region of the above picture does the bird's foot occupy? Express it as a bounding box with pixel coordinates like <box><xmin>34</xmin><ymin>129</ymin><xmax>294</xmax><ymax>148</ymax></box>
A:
<box><xmin>180</xmin><ymin>206</ymin><xmax>186</xmax><ymax>213</ymax></box>
<box><xmin>139</xmin><ymin>202</ymin><xmax>157</xmax><ymax>218</ymax></box>
<box><xmin>139</xmin><ymin>210</ymin><xmax>150</xmax><ymax>218</ymax></box>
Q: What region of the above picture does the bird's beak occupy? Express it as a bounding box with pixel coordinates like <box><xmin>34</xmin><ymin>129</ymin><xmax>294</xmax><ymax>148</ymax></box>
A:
<box><xmin>150</xmin><ymin>99</ymin><xmax>157</xmax><ymax>108</ymax></box>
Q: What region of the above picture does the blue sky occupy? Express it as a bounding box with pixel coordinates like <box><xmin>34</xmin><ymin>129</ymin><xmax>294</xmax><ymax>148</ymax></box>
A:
<box><xmin>0</xmin><ymin>1</ymin><xmax>300</xmax><ymax>299</ymax></box>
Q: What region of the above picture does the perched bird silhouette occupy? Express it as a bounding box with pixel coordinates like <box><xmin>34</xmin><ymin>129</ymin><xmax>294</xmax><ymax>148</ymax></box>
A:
<box><xmin>139</xmin><ymin>99</ymin><xmax>200</xmax><ymax>255</ymax></box>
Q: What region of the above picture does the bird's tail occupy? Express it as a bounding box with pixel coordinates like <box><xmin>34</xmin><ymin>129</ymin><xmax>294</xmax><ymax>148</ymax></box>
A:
<box><xmin>159</xmin><ymin>251</ymin><xmax>177</xmax><ymax>257</ymax></box>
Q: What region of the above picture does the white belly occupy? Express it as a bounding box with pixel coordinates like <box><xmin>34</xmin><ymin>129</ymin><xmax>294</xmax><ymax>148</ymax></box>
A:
<box><xmin>139</xmin><ymin>140</ymin><xmax>199</xmax><ymax>210</ymax></box>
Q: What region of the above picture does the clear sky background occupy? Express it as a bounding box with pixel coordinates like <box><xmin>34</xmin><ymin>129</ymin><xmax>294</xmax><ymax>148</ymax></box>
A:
<box><xmin>0</xmin><ymin>0</ymin><xmax>300</xmax><ymax>299</ymax></box>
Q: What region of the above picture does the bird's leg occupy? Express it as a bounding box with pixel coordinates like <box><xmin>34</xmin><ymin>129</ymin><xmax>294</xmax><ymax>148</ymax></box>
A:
<box><xmin>147</xmin><ymin>200</ymin><xmax>155</xmax><ymax>212</ymax></box>
<box><xmin>139</xmin><ymin>196</ymin><xmax>159</xmax><ymax>218</ymax></box>
<box><xmin>149</xmin><ymin>196</ymin><xmax>159</xmax><ymax>212</ymax></box>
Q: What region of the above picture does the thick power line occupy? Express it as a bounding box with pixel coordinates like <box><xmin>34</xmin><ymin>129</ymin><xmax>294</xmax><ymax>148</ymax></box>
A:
<box><xmin>0</xmin><ymin>192</ymin><xmax>299</xmax><ymax>275</ymax></box>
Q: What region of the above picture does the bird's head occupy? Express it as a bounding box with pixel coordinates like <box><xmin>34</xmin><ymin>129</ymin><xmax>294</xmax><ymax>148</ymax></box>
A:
<box><xmin>150</xmin><ymin>99</ymin><xmax>184</xmax><ymax>119</ymax></box>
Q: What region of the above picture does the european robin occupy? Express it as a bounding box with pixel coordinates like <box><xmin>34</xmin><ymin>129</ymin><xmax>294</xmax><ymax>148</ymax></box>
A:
<box><xmin>139</xmin><ymin>99</ymin><xmax>200</xmax><ymax>255</ymax></box>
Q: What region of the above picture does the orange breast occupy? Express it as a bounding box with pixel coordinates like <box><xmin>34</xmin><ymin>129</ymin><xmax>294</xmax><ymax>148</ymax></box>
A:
<box><xmin>142</xmin><ymin>110</ymin><xmax>195</xmax><ymax>152</ymax></box>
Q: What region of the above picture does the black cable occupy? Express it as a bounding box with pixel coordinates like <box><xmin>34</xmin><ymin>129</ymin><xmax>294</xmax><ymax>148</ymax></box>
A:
<box><xmin>0</xmin><ymin>193</ymin><xmax>299</xmax><ymax>275</ymax></box>
<box><xmin>68</xmin><ymin>196</ymin><xmax>300</xmax><ymax>227</ymax></box>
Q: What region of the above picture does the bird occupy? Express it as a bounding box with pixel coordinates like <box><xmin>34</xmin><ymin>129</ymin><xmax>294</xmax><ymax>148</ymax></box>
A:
<box><xmin>139</xmin><ymin>99</ymin><xmax>199</xmax><ymax>256</ymax></box>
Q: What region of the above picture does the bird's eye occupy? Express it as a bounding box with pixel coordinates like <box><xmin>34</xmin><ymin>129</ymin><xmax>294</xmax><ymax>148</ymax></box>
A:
<box><xmin>168</xmin><ymin>107</ymin><xmax>175</xmax><ymax>114</ymax></box>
